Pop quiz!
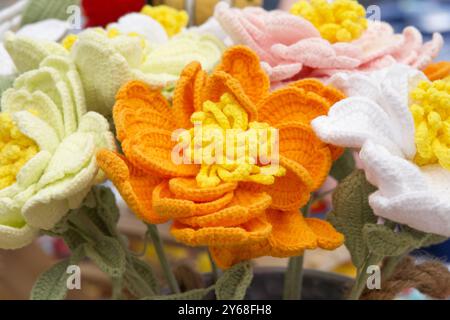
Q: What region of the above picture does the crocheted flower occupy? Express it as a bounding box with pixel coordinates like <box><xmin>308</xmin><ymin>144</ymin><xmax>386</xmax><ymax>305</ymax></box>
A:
<box><xmin>97</xmin><ymin>46</ymin><xmax>344</xmax><ymax>268</ymax></box>
<box><xmin>312</xmin><ymin>64</ymin><xmax>450</xmax><ymax>237</ymax></box>
<box><xmin>67</xmin><ymin>28</ymin><xmax>224</xmax><ymax>116</ymax></box>
<box><xmin>214</xmin><ymin>2</ymin><xmax>443</xmax><ymax>86</ymax></box>
<box><xmin>140</xmin><ymin>5</ymin><xmax>189</xmax><ymax>37</ymax></box>
<box><xmin>0</xmin><ymin>55</ymin><xmax>115</xmax><ymax>249</ymax></box>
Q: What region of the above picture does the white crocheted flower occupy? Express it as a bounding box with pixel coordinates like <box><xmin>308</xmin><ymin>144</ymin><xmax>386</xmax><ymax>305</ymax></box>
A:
<box><xmin>312</xmin><ymin>64</ymin><xmax>450</xmax><ymax>237</ymax></box>
<box><xmin>0</xmin><ymin>55</ymin><xmax>115</xmax><ymax>249</ymax></box>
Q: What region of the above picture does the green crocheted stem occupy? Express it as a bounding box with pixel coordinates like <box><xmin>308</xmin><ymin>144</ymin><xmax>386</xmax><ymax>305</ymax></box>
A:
<box><xmin>283</xmin><ymin>255</ymin><xmax>305</xmax><ymax>300</ymax></box>
<box><xmin>348</xmin><ymin>254</ymin><xmax>382</xmax><ymax>300</ymax></box>
<box><xmin>146</xmin><ymin>224</ymin><xmax>181</xmax><ymax>294</ymax></box>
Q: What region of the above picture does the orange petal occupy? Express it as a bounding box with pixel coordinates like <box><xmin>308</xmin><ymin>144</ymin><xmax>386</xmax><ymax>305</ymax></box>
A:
<box><xmin>172</xmin><ymin>62</ymin><xmax>207</xmax><ymax>129</ymax></box>
<box><xmin>423</xmin><ymin>61</ymin><xmax>450</xmax><ymax>81</ymax></box>
<box><xmin>257</xmin><ymin>87</ymin><xmax>329</xmax><ymax>128</ymax></box>
<box><xmin>329</xmin><ymin>145</ymin><xmax>344</xmax><ymax>161</ymax></box>
<box><xmin>204</xmin><ymin>71</ymin><xmax>258</xmax><ymax>122</ymax></box>
<box><xmin>114</xmin><ymin>81</ymin><xmax>174</xmax><ymax>141</ymax></box>
<box><xmin>305</xmin><ymin>218</ymin><xmax>344</xmax><ymax>250</ymax></box>
<box><xmin>279</xmin><ymin>124</ymin><xmax>332</xmax><ymax>190</ymax></box>
<box><xmin>96</xmin><ymin>149</ymin><xmax>168</xmax><ymax>224</ymax></box>
<box><xmin>266</xmin><ymin>209</ymin><xmax>318</xmax><ymax>257</ymax></box>
<box><xmin>168</xmin><ymin>177</ymin><xmax>237</xmax><ymax>202</ymax></box>
<box><xmin>215</xmin><ymin>45</ymin><xmax>270</xmax><ymax>105</ymax></box>
<box><xmin>122</xmin><ymin>128</ymin><xmax>198</xmax><ymax>177</ymax></box>
<box><xmin>209</xmin><ymin>240</ymin><xmax>271</xmax><ymax>269</ymax></box>
<box><xmin>242</xmin><ymin>155</ymin><xmax>313</xmax><ymax>211</ymax></box>
<box><xmin>289</xmin><ymin>79</ymin><xmax>345</xmax><ymax>106</ymax></box>
<box><xmin>170</xmin><ymin>215</ymin><xmax>272</xmax><ymax>247</ymax></box>
<box><xmin>152</xmin><ymin>181</ymin><xmax>234</xmax><ymax>219</ymax></box>
<box><xmin>177</xmin><ymin>189</ymin><xmax>271</xmax><ymax>227</ymax></box>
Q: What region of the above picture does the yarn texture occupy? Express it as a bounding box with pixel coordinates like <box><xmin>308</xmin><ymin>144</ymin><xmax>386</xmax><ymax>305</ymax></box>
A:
<box><xmin>97</xmin><ymin>46</ymin><xmax>345</xmax><ymax>268</ymax></box>
<box><xmin>0</xmin><ymin>55</ymin><xmax>115</xmax><ymax>249</ymax></box>
<box><xmin>312</xmin><ymin>64</ymin><xmax>450</xmax><ymax>237</ymax></box>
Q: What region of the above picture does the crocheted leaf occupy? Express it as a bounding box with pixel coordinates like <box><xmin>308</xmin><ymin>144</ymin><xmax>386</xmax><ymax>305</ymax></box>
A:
<box><xmin>85</xmin><ymin>236</ymin><xmax>126</xmax><ymax>278</ymax></box>
<box><xmin>330</xmin><ymin>148</ymin><xmax>355</xmax><ymax>182</ymax></box>
<box><xmin>88</xmin><ymin>186</ymin><xmax>120</xmax><ymax>236</ymax></box>
<box><xmin>402</xmin><ymin>226</ymin><xmax>448</xmax><ymax>249</ymax></box>
<box><xmin>144</xmin><ymin>287</ymin><xmax>214</xmax><ymax>300</ymax></box>
<box><xmin>30</xmin><ymin>259</ymin><xmax>70</xmax><ymax>300</ymax></box>
<box><xmin>0</xmin><ymin>75</ymin><xmax>15</xmax><ymax>100</ymax></box>
<box><xmin>327</xmin><ymin>170</ymin><xmax>377</xmax><ymax>268</ymax></box>
<box><xmin>21</xmin><ymin>0</ymin><xmax>80</xmax><ymax>26</ymax></box>
<box><xmin>124</xmin><ymin>256</ymin><xmax>160</xmax><ymax>297</ymax></box>
<box><xmin>363</xmin><ymin>224</ymin><xmax>420</xmax><ymax>257</ymax></box>
<box><xmin>215</xmin><ymin>261</ymin><xmax>253</xmax><ymax>300</ymax></box>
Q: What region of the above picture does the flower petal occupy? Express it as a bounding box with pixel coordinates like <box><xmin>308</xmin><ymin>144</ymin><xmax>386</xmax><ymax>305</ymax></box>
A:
<box><xmin>205</xmin><ymin>71</ymin><xmax>258</xmax><ymax>122</ymax></box>
<box><xmin>96</xmin><ymin>149</ymin><xmax>167</xmax><ymax>224</ymax></box>
<box><xmin>423</xmin><ymin>61</ymin><xmax>450</xmax><ymax>81</ymax></box>
<box><xmin>257</xmin><ymin>87</ymin><xmax>329</xmax><ymax>128</ymax></box>
<box><xmin>312</xmin><ymin>97</ymin><xmax>404</xmax><ymax>157</ymax></box>
<box><xmin>168</xmin><ymin>177</ymin><xmax>237</xmax><ymax>202</ymax></box>
<box><xmin>209</xmin><ymin>241</ymin><xmax>271</xmax><ymax>269</ymax></box>
<box><xmin>279</xmin><ymin>124</ymin><xmax>332</xmax><ymax>190</ymax></box>
<box><xmin>304</xmin><ymin>218</ymin><xmax>344</xmax><ymax>250</ymax></box>
<box><xmin>170</xmin><ymin>215</ymin><xmax>272</xmax><ymax>247</ymax></box>
<box><xmin>215</xmin><ymin>45</ymin><xmax>269</xmax><ymax>105</ymax></box>
<box><xmin>172</xmin><ymin>62</ymin><xmax>206</xmax><ymax>129</ymax></box>
<box><xmin>114</xmin><ymin>81</ymin><xmax>174</xmax><ymax>142</ymax></box>
<box><xmin>0</xmin><ymin>224</ymin><xmax>38</xmax><ymax>250</ymax></box>
<box><xmin>266</xmin><ymin>209</ymin><xmax>318</xmax><ymax>257</ymax></box>
<box><xmin>243</xmin><ymin>155</ymin><xmax>313</xmax><ymax>211</ymax></box>
<box><xmin>177</xmin><ymin>189</ymin><xmax>271</xmax><ymax>227</ymax></box>
<box><xmin>122</xmin><ymin>128</ymin><xmax>198</xmax><ymax>177</ymax></box>
<box><xmin>289</xmin><ymin>79</ymin><xmax>345</xmax><ymax>106</ymax></box>
<box><xmin>152</xmin><ymin>181</ymin><xmax>234</xmax><ymax>219</ymax></box>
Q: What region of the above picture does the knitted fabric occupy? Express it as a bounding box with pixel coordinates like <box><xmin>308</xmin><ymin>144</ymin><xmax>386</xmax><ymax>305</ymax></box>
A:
<box><xmin>423</xmin><ymin>61</ymin><xmax>450</xmax><ymax>81</ymax></box>
<box><xmin>81</xmin><ymin>0</ymin><xmax>146</xmax><ymax>27</ymax></box>
<box><xmin>214</xmin><ymin>2</ymin><xmax>443</xmax><ymax>86</ymax></box>
<box><xmin>97</xmin><ymin>46</ymin><xmax>344</xmax><ymax>267</ymax></box>
<box><xmin>312</xmin><ymin>64</ymin><xmax>450</xmax><ymax>237</ymax></box>
<box><xmin>0</xmin><ymin>55</ymin><xmax>115</xmax><ymax>250</ymax></box>
<box><xmin>140</xmin><ymin>5</ymin><xmax>188</xmax><ymax>37</ymax></box>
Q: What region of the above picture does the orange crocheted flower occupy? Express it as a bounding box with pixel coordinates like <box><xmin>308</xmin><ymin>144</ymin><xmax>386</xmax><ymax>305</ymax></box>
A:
<box><xmin>97</xmin><ymin>46</ymin><xmax>345</xmax><ymax>268</ymax></box>
<box><xmin>423</xmin><ymin>61</ymin><xmax>450</xmax><ymax>81</ymax></box>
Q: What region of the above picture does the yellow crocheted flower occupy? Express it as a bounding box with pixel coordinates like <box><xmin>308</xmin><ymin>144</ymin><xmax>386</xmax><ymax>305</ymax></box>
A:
<box><xmin>0</xmin><ymin>55</ymin><xmax>115</xmax><ymax>250</ymax></box>
<box><xmin>290</xmin><ymin>0</ymin><xmax>368</xmax><ymax>43</ymax></box>
<box><xmin>410</xmin><ymin>79</ymin><xmax>450</xmax><ymax>170</ymax></box>
<box><xmin>141</xmin><ymin>5</ymin><xmax>189</xmax><ymax>37</ymax></box>
<box><xmin>97</xmin><ymin>46</ymin><xmax>345</xmax><ymax>268</ymax></box>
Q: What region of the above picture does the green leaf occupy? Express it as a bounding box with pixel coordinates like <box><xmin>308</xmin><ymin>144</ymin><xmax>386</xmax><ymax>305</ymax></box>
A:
<box><xmin>143</xmin><ymin>287</ymin><xmax>214</xmax><ymax>300</ymax></box>
<box><xmin>363</xmin><ymin>224</ymin><xmax>416</xmax><ymax>257</ymax></box>
<box><xmin>85</xmin><ymin>236</ymin><xmax>126</xmax><ymax>278</ymax></box>
<box><xmin>330</xmin><ymin>148</ymin><xmax>356</xmax><ymax>182</ymax></box>
<box><xmin>63</xmin><ymin>227</ymin><xmax>87</xmax><ymax>250</ymax></box>
<box><xmin>21</xmin><ymin>0</ymin><xmax>80</xmax><ymax>26</ymax></box>
<box><xmin>92</xmin><ymin>186</ymin><xmax>120</xmax><ymax>235</ymax></box>
<box><xmin>401</xmin><ymin>226</ymin><xmax>448</xmax><ymax>249</ymax></box>
<box><xmin>124</xmin><ymin>256</ymin><xmax>160</xmax><ymax>298</ymax></box>
<box><xmin>30</xmin><ymin>259</ymin><xmax>71</xmax><ymax>300</ymax></box>
<box><xmin>215</xmin><ymin>261</ymin><xmax>253</xmax><ymax>300</ymax></box>
<box><xmin>327</xmin><ymin>169</ymin><xmax>377</xmax><ymax>268</ymax></box>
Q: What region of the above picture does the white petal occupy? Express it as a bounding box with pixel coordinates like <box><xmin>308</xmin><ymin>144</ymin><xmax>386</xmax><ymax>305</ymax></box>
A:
<box><xmin>37</xmin><ymin>132</ymin><xmax>95</xmax><ymax>188</ymax></box>
<box><xmin>370</xmin><ymin>192</ymin><xmax>450</xmax><ymax>237</ymax></box>
<box><xmin>17</xmin><ymin>19</ymin><xmax>69</xmax><ymax>42</ymax></box>
<box><xmin>359</xmin><ymin>141</ymin><xmax>427</xmax><ymax>197</ymax></box>
<box><xmin>13</xmin><ymin>111</ymin><xmax>60</xmax><ymax>153</ymax></box>
<box><xmin>77</xmin><ymin>111</ymin><xmax>116</xmax><ymax>151</ymax></box>
<box><xmin>23</xmin><ymin>157</ymin><xmax>98</xmax><ymax>230</ymax></box>
<box><xmin>16</xmin><ymin>151</ymin><xmax>52</xmax><ymax>188</ymax></box>
<box><xmin>312</xmin><ymin>97</ymin><xmax>403</xmax><ymax>156</ymax></box>
<box><xmin>421</xmin><ymin>165</ymin><xmax>450</xmax><ymax>201</ymax></box>
<box><xmin>109</xmin><ymin>13</ymin><xmax>168</xmax><ymax>44</ymax></box>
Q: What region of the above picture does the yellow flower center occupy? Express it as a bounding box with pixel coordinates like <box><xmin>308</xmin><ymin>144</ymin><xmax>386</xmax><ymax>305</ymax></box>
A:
<box><xmin>180</xmin><ymin>93</ymin><xmax>285</xmax><ymax>188</ymax></box>
<box><xmin>410</xmin><ymin>79</ymin><xmax>450</xmax><ymax>170</ymax></box>
<box><xmin>141</xmin><ymin>5</ymin><xmax>188</xmax><ymax>37</ymax></box>
<box><xmin>290</xmin><ymin>0</ymin><xmax>368</xmax><ymax>43</ymax></box>
<box><xmin>0</xmin><ymin>113</ymin><xmax>39</xmax><ymax>190</ymax></box>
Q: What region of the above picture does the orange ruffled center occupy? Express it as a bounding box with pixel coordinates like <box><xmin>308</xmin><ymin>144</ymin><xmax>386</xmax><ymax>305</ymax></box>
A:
<box><xmin>177</xmin><ymin>93</ymin><xmax>286</xmax><ymax>188</ymax></box>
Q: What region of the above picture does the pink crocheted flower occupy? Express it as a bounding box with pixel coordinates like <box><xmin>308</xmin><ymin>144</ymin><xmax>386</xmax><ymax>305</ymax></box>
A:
<box><xmin>214</xmin><ymin>3</ymin><xmax>443</xmax><ymax>87</ymax></box>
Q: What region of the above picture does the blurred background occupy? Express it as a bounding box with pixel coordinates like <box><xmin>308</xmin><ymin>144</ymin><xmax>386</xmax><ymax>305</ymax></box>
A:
<box><xmin>0</xmin><ymin>0</ymin><xmax>449</xmax><ymax>300</ymax></box>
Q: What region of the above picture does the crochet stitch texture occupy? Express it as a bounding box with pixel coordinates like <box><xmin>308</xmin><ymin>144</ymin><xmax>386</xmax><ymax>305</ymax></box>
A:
<box><xmin>97</xmin><ymin>46</ymin><xmax>345</xmax><ymax>268</ymax></box>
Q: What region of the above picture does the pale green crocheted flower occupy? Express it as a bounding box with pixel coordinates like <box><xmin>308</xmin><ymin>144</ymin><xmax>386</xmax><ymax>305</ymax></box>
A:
<box><xmin>0</xmin><ymin>55</ymin><xmax>115</xmax><ymax>249</ymax></box>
